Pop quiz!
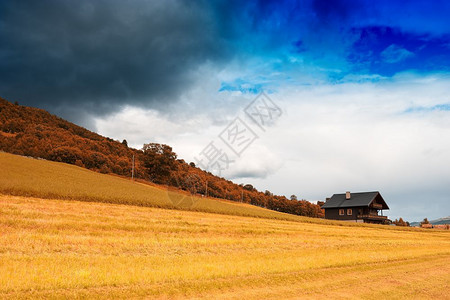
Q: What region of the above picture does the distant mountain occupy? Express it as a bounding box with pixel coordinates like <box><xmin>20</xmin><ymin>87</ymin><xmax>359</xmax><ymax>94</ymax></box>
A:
<box><xmin>410</xmin><ymin>216</ymin><xmax>450</xmax><ymax>227</ymax></box>
<box><xmin>429</xmin><ymin>216</ymin><xmax>450</xmax><ymax>225</ymax></box>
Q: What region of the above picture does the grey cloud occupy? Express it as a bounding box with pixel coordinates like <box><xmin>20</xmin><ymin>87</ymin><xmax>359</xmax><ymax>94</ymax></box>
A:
<box><xmin>0</xmin><ymin>0</ymin><xmax>228</xmax><ymax>125</ymax></box>
<box><xmin>229</xmin><ymin>170</ymin><xmax>269</xmax><ymax>180</ymax></box>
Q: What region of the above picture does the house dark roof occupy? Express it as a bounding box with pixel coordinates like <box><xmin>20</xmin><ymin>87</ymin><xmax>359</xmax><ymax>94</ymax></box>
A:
<box><xmin>321</xmin><ymin>191</ymin><xmax>389</xmax><ymax>209</ymax></box>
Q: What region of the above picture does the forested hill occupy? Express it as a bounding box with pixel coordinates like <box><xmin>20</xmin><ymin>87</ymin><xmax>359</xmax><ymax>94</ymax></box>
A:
<box><xmin>0</xmin><ymin>97</ymin><xmax>323</xmax><ymax>218</ymax></box>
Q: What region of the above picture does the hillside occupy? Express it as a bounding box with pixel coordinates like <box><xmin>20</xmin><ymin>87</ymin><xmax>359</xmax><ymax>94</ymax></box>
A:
<box><xmin>0</xmin><ymin>151</ymin><xmax>437</xmax><ymax>230</ymax></box>
<box><xmin>0</xmin><ymin>151</ymin><xmax>320</xmax><ymax>222</ymax></box>
<box><xmin>0</xmin><ymin>97</ymin><xmax>323</xmax><ymax>218</ymax></box>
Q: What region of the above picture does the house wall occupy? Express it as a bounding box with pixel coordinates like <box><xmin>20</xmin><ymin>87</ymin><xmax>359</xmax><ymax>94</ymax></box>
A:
<box><xmin>372</xmin><ymin>194</ymin><xmax>388</xmax><ymax>209</ymax></box>
<box><xmin>325</xmin><ymin>208</ymin><xmax>358</xmax><ymax>221</ymax></box>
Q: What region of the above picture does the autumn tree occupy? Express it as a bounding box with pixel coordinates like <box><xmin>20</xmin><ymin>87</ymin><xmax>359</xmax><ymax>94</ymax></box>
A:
<box><xmin>393</xmin><ymin>217</ymin><xmax>409</xmax><ymax>226</ymax></box>
<box><xmin>182</xmin><ymin>174</ymin><xmax>203</xmax><ymax>195</ymax></box>
<box><xmin>420</xmin><ymin>218</ymin><xmax>430</xmax><ymax>225</ymax></box>
<box><xmin>142</xmin><ymin>143</ymin><xmax>178</xmax><ymax>184</ymax></box>
<box><xmin>243</xmin><ymin>184</ymin><xmax>254</xmax><ymax>191</ymax></box>
<box><xmin>49</xmin><ymin>146</ymin><xmax>82</xmax><ymax>164</ymax></box>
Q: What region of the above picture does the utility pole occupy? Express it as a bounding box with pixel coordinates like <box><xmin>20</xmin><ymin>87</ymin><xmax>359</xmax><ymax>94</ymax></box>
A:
<box><xmin>131</xmin><ymin>154</ymin><xmax>135</xmax><ymax>181</ymax></box>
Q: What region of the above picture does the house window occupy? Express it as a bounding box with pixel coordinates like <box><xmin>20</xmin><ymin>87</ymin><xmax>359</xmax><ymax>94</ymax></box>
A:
<box><xmin>347</xmin><ymin>209</ymin><xmax>352</xmax><ymax>215</ymax></box>
<box><xmin>339</xmin><ymin>209</ymin><xmax>344</xmax><ymax>215</ymax></box>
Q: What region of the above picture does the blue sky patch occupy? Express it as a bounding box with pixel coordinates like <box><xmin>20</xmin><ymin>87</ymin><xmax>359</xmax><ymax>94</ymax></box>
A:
<box><xmin>404</xmin><ymin>103</ymin><xmax>450</xmax><ymax>113</ymax></box>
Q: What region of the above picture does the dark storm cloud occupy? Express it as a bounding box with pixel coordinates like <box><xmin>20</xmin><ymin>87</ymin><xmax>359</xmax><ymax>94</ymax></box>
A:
<box><xmin>2</xmin><ymin>0</ymin><xmax>450</xmax><ymax>126</ymax></box>
<box><xmin>0</xmin><ymin>0</ymin><xmax>228</xmax><ymax>122</ymax></box>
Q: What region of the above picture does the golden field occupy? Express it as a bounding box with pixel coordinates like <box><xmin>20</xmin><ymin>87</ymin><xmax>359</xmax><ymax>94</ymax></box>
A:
<box><xmin>1</xmin><ymin>195</ymin><xmax>449</xmax><ymax>299</ymax></box>
<box><xmin>1</xmin><ymin>152</ymin><xmax>450</xmax><ymax>299</ymax></box>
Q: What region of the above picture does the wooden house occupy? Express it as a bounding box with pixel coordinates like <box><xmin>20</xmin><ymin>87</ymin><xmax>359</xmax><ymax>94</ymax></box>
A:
<box><xmin>321</xmin><ymin>191</ymin><xmax>390</xmax><ymax>224</ymax></box>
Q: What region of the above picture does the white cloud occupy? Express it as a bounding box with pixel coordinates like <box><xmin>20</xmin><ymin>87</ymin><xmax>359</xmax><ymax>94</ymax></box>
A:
<box><xmin>94</xmin><ymin>72</ymin><xmax>450</xmax><ymax>221</ymax></box>
<box><xmin>95</xmin><ymin>106</ymin><xmax>210</xmax><ymax>149</ymax></box>
<box><xmin>223</xmin><ymin>143</ymin><xmax>284</xmax><ymax>180</ymax></box>
<box><xmin>381</xmin><ymin>44</ymin><xmax>415</xmax><ymax>63</ymax></box>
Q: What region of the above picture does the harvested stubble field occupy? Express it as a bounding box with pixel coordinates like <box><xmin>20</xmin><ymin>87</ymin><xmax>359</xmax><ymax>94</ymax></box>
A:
<box><xmin>0</xmin><ymin>152</ymin><xmax>449</xmax><ymax>299</ymax></box>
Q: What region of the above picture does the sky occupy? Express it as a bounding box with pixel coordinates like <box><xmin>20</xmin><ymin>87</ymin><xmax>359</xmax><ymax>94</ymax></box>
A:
<box><xmin>1</xmin><ymin>0</ymin><xmax>450</xmax><ymax>221</ymax></box>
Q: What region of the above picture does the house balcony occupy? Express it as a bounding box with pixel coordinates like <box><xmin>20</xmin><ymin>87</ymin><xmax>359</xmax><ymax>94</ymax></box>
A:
<box><xmin>358</xmin><ymin>214</ymin><xmax>388</xmax><ymax>221</ymax></box>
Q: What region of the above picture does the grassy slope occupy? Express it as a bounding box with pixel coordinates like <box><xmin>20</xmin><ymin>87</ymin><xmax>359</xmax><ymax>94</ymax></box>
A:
<box><xmin>0</xmin><ymin>151</ymin><xmax>440</xmax><ymax>231</ymax></box>
<box><xmin>0</xmin><ymin>151</ymin><xmax>312</xmax><ymax>222</ymax></box>
<box><xmin>1</xmin><ymin>194</ymin><xmax>449</xmax><ymax>299</ymax></box>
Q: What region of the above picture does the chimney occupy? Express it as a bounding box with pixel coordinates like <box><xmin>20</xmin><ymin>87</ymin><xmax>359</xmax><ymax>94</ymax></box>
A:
<box><xmin>346</xmin><ymin>191</ymin><xmax>351</xmax><ymax>199</ymax></box>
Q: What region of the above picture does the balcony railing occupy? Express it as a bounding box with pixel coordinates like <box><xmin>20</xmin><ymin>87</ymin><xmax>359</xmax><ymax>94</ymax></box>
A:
<box><xmin>371</xmin><ymin>203</ymin><xmax>383</xmax><ymax>209</ymax></box>
<box><xmin>358</xmin><ymin>214</ymin><xmax>387</xmax><ymax>220</ymax></box>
